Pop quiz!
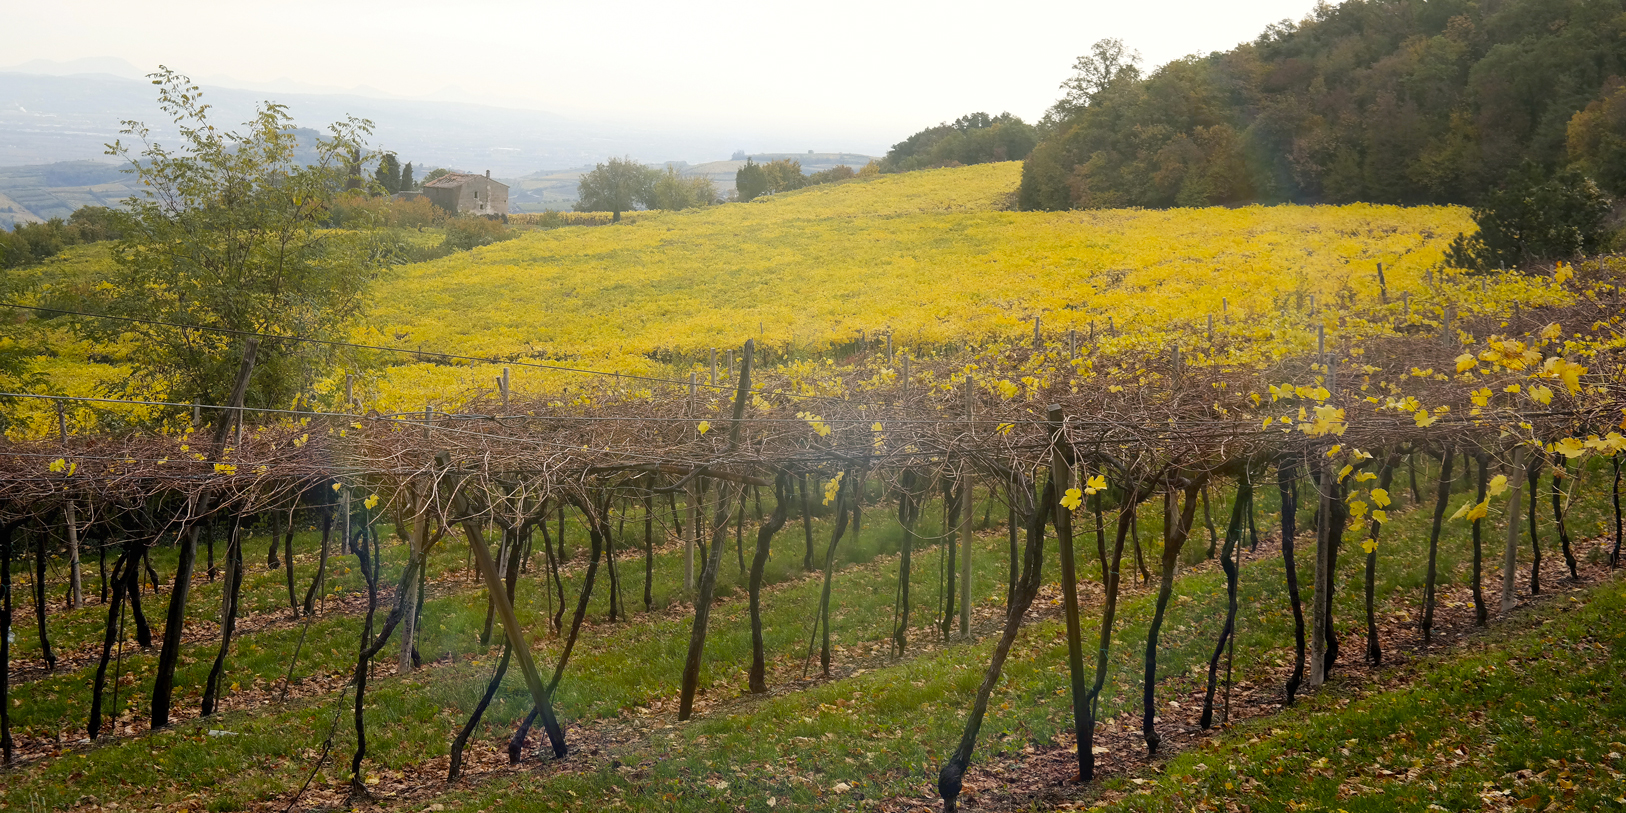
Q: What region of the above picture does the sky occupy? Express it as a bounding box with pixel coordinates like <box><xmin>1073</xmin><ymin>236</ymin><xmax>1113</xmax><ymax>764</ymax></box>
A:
<box><xmin>8</xmin><ymin>0</ymin><xmax>1324</xmax><ymax>156</ymax></box>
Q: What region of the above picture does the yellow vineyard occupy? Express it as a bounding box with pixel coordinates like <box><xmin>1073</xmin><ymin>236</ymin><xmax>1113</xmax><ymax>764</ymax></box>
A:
<box><xmin>366</xmin><ymin>162</ymin><xmax>1472</xmax><ymax>408</ymax></box>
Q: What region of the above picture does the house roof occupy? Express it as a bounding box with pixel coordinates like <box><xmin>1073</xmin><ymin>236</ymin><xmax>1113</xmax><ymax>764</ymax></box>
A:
<box><xmin>423</xmin><ymin>172</ymin><xmax>507</xmax><ymax>190</ymax></box>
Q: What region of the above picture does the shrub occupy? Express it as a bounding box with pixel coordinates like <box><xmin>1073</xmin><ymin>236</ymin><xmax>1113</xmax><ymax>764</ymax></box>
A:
<box><xmin>1445</xmin><ymin>164</ymin><xmax>1614</xmax><ymax>271</ymax></box>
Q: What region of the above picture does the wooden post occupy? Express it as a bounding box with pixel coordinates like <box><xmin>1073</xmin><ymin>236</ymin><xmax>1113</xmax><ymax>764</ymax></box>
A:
<box><xmin>1402</xmin><ymin>291</ymin><xmax>1410</xmax><ymax>320</ymax></box>
<box><xmin>886</xmin><ymin>333</ymin><xmax>893</xmax><ymax>364</ymax></box>
<box><xmin>57</xmin><ymin>405</ymin><xmax>81</xmax><ymax>608</ymax></box>
<box><xmin>1069</xmin><ymin>329</ymin><xmax>1077</xmax><ymax>359</ymax></box>
<box><xmin>1207</xmin><ymin>314</ymin><xmax>1213</xmax><ymax>343</ymax></box>
<box><xmin>1048</xmin><ymin>404</ymin><xmax>1088</xmax><ymax>777</ymax></box>
<box><xmin>900</xmin><ymin>355</ymin><xmax>910</xmax><ymax>399</ymax></box>
<box><xmin>1310</xmin><ymin>343</ymin><xmax>1335</xmax><ymax>689</ymax></box>
<box><xmin>1033</xmin><ymin>316</ymin><xmax>1041</xmax><ymax>347</ymax></box>
<box><xmin>1499</xmin><ymin>447</ymin><xmax>1527</xmax><ymax>613</ymax></box>
<box><xmin>1109</xmin><ymin>316</ymin><xmax>1115</xmax><ymax>336</ymax></box>
<box><xmin>1222</xmin><ymin>296</ymin><xmax>1229</xmax><ymax>324</ymax></box>
<box><xmin>192</xmin><ymin>401</ymin><xmax>201</xmax><ymax>427</ymax></box>
<box><xmin>709</xmin><ymin>348</ymin><xmax>717</xmax><ymax>386</ymax></box>
<box><xmin>345</xmin><ymin>374</ymin><xmax>354</xmax><ymax>410</ymax></box>
<box><xmin>423</xmin><ymin>405</ymin><xmax>432</xmax><ymax>441</ymax></box>
<box><xmin>501</xmin><ymin>367</ymin><xmax>510</xmax><ymax>411</ymax></box>
<box><xmin>960</xmin><ymin>376</ymin><xmax>975</xmax><ymax>637</ymax></box>
<box><xmin>726</xmin><ymin>349</ymin><xmax>734</xmax><ymax>380</ymax></box>
<box><xmin>686</xmin><ymin>479</ymin><xmax>699</xmax><ymax>594</ymax></box>
<box><xmin>1309</xmin><ymin>294</ymin><xmax>1317</xmax><ymax>315</ymax></box>
<box><xmin>1377</xmin><ymin>263</ymin><xmax>1387</xmax><ymax>304</ymax></box>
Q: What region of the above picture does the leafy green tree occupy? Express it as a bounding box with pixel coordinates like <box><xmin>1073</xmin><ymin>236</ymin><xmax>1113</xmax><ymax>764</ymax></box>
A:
<box><xmin>1044</xmin><ymin>38</ymin><xmax>1142</xmax><ymax>125</ymax></box>
<box><xmin>91</xmin><ymin>67</ymin><xmax>386</xmax><ymax>418</ymax></box>
<box><xmin>807</xmin><ymin>165</ymin><xmax>856</xmax><ymax>185</ymax></box>
<box><xmin>422</xmin><ymin>167</ymin><xmax>451</xmax><ymax>185</ymax></box>
<box><xmin>646</xmin><ymin>167</ymin><xmax>716</xmax><ymax>210</ymax></box>
<box><xmin>736</xmin><ymin>158</ymin><xmax>769</xmax><ymax>202</ymax></box>
<box><xmin>1018</xmin><ymin>0</ymin><xmax>1626</xmax><ymax>211</ymax></box>
<box><xmin>374</xmin><ymin>153</ymin><xmax>402</xmax><ymax>194</ymax></box>
<box><xmin>1445</xmin><ymin>164</ymin><xmax>1615</xmax><ymax>271</ymax></box>
<box><xmin>574</xmin><ymin>156</ymin><xmax>658</xmax><ymax>221</ymax></box>
<box><xmin>1568</xmin><ymin>78</ymin><xmax>1626</xmax><ymax>196</ymax></box>
<box><xmin>881</xmin><ymin>113</ymin><xmax>1038</xmax><ymax>173</ymax></box>
<box><xmin>400</xmin><ymin>161</ymin><xmax>416</xmax><ymax>191</ymax></box>
<box><xmin>761</xmin><ymin>159</ymin><xmax>807</xmax><ymax>193</ymax></box>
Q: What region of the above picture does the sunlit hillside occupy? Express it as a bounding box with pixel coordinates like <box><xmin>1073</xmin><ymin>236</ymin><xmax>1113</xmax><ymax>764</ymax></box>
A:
<box><xmin>365</xmin><ymin>162</ymin><xmax>1471</xmax><ymax>409</ymax></box>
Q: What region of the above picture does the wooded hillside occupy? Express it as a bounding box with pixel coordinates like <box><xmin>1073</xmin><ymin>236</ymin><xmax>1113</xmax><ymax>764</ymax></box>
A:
<box><xmin>1019</xmin><ymin>0</ymin><xmax>1626</xmax><ymax>210</ymax></box>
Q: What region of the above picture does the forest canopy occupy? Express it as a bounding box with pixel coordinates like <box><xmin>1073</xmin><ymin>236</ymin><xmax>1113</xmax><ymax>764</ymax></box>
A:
<box><xmin>1018</xmin><ymin>0</ymin><xmax>1626</xmax><ymax>211</ymax></box>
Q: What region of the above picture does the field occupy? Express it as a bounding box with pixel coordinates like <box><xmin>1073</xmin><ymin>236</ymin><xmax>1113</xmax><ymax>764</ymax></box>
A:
<box><xmin>4</xmin><ymin>161</ymin><xmax>1624</xmax><ymax>813</ymax></box>
<box><xmin>359</xmin><ymin>162</ymin><xmax>1472</xmax><ymax>410</ymax></box>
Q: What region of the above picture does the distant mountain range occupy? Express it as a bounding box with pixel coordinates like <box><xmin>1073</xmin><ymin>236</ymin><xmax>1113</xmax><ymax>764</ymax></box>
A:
<box><xmin>0</xmin><ymin>67</ymin><xmax>878</xmax><ymax>224</ymax></box>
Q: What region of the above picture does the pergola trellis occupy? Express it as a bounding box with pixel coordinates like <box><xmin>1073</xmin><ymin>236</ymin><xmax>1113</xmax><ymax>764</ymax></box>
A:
<box><xmin>1</xmin><ymin>268</ymin><xmax>1623</xmax><ymax>809</ymax></box>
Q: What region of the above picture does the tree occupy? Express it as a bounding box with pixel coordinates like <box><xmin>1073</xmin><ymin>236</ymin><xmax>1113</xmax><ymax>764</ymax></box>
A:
<box><xmin>880</xmin><ymin>113</ymin><xmax>1038</xmax><ymax>173</ymax></box>
<box><xmin>91</xmin><ymin>67</ymin><xmax>385</xmax><ymax>420</ymax></box>
<box><xmin>646</xmin><ymin>168</ymin><xmax>716</xmax><ymax>210</ymax></box>
<box><xmin>1445</xmin><ymin>164</ymin><xmax>1615</xmax><ymax>271</ymax></box>
<box><xmin>400</xmin><ymin>161</ymin><xmax>416</xmax><ymax>192</ymax></box>
<box><xmin>374</xmin><ymin>153</ymin><xmax>401</xmax><ymax>194</ymax></box>
<box><xmin>735</xmin><ymin>159</ymin><xmax>769</xmax><ymax>202</ymax></box>
<box><xmin>574</xmin><ymin>157</ymin><xmax>658</xmax><ymax>222</ymax></box>
<box><xmin>761</xmin><ymin>159</ymin><xmax>807</xmax><ymax>193</ymax></box>
<box><xmin>1046</xmin><ymin>38</ymin><xmax>1142</xmax><ymax>124</ymax></box>
<box><xmin>422</xmin><ymin>167</ymin><xmax>451</xmax><ymax>185</ymax></box>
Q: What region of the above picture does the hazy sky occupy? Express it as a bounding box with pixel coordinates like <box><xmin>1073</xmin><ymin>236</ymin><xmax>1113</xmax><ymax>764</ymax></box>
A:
<box><xmin>12</xmin><ymin>0</ymin><xmax>1323</xmax><ymax>153</ymax></box>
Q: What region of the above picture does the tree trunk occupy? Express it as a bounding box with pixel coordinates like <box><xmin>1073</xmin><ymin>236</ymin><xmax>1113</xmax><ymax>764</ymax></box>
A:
<box><xmin>1078</xmin><ymin>485</ymin><xmax>1139</xmax><ymax>782</ymax></box>
<box><xmin>89</xmin><ymin>549</ymin><xmax>130</xmax><ymax>739</ymax></box>
<box><xmin>201</xmin><ymin>514</ymin><xmax>244</xmax><ymax>716</ymax></box>
<box><xmin>800</xmin><ymin>472</ymin><xmax>815</xmax><ymax>571</ymax></box>
<box><xmin>1142</xmin><ymin>481</ymin><xmax>1201</xmax><ymax>753</ymax></box>
<box><xmin>1278</xmin><ymin>456</ymin><xmax>1306</xmax><ymax>704</ymax></box>
<box><xmin>509</xmin><ymin>496</ymin><xmax>605</xmax><ymax>762</ymax></box>
<box><xmin>448</xmin><ymin>536</ymin><xmax>522</xmax><ymax>782</ymax></box>
<box><xmin>1201</xmin><ymin>474</ymin><xmax>1249</xmax><ymax>729</ymax></box>
<box><xmin>1365</xmin><ymin>454</ymin><xmax>1399</xmax><ymax>663</ymax></box>
<box><xmin>817</xmin><ymin>481</ymin><xmax>853</xmax><ymax>677</ymax></box>
<box><xmin>32</xmin><ymin>528</ymin><xmax>57</xmax><ymax>669</ymax></box>
<box><xmin>893</xmin><ymin>474</ymin><xmax>919</xmax><ymax>656</ymax></box>
<box><xmin>302</xmin><ymin>502</ymin><xmax>333</xmax><ymax>617</ymax></box>
<box><xmin>153</xmin><ymin>492</ymin><xmax>209</xmax><ymax>728</ymax></box>
<box><xmin>1551</xmin><ymin>452</ymin><xmax>1577</xmax><ymax>580</ymax></box>
<box><xmin>1421</xmin><ymin>446</ymin><xmax>1456</xmax><ymax>645</ymax></box>
<box><xmin>937</xmin><ymin>476</ymin><xmax>1052</xmax><ymax>813</ymax></box>
<box><xmin>749</xmin><ymin>474</ymin><xmax>792</xmax><ymax>693</ymax></box>
<box><xmin>1</xmin><ymin>521</ymin><xmax>17</xmax><ymax>763</ymax></box>
<box><xmin>268</xmin><ymin>509</ymin><xmax>282</xmax><ymax>570</ymax></box>
<box><xmin>1527</xmin><ymin>458</ymin><xmax>1542</xmax><ymax>595</ymax></box>
<box><xmin>1471</xmin><ymin>452</ymin><xmax>1489</xmax><ymax>626</ymax></box>
<box><xmin>66</xmin><ymin>501</ymin><xmax>82</xmax><ymax>608</ymax></box>
<box><xmin>283</xmin><ymin>505</ymin><xmax>298</xmax><ymax>614</ymax></box>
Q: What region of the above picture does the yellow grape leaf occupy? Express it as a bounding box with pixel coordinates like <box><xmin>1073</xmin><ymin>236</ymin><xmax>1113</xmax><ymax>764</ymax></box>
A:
<box><xmin>1061</xmin><ymin>488</ymin><xmax>1083</xmax><ymax>511</ymax></box>
<box><xmin>1552</xmin><ymin>437</ymin><xmax>1585</xmax><ymax>459</ymax></box>
<box><xmin>1371</xmin><ymin>488</ymin><xmax>1391</xmax><ymax>507</ymax></box>
<box><xmin>1361</xmin><ymin>539</ymin><xmax>1378</xmax><ymax>555</ymax></box>
<box><xmin>1371</xmin><ymin>510</ymin><xmax>1388</xmax><ymax>523</ymax></box>
<box><xmin>1486</xmin><ymin>474</ymin><xmax>1508</xmax><ymax>497</ymax></box>
<box><xmin>1338</xmin><ymin>464</ymin><xmax>1354</xmax><ymax>482</ymax></box>
<box><xmin>1085</xmin><ymin>474</ymin><xmax>1107</xmax><ymax>494</ymax></box>
<box><xmin>1414</xmin><ymin>410</ymin><xmax>1438</xmax><ymax>427</ymax></box>
<box><xmin>697</xmin><ymin>420</ymin><xmax>711</xmax><ymax>435</ymax></box>
<box><xmin>1527</xmin><ymin>384</ymin><xmax>1554</xmax><ymax>405</ymax></box>
<box><xmin>1455</xmin><ymin>353</ymin><xmax>1477</xmax><ymax>373</ymax></box>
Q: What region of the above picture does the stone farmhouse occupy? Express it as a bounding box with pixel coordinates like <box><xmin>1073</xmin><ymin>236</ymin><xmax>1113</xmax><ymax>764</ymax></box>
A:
<box><xmin>419</xmin><ymin>170</ymin><xmax>509</xmax><ymax>217</ymax></box>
